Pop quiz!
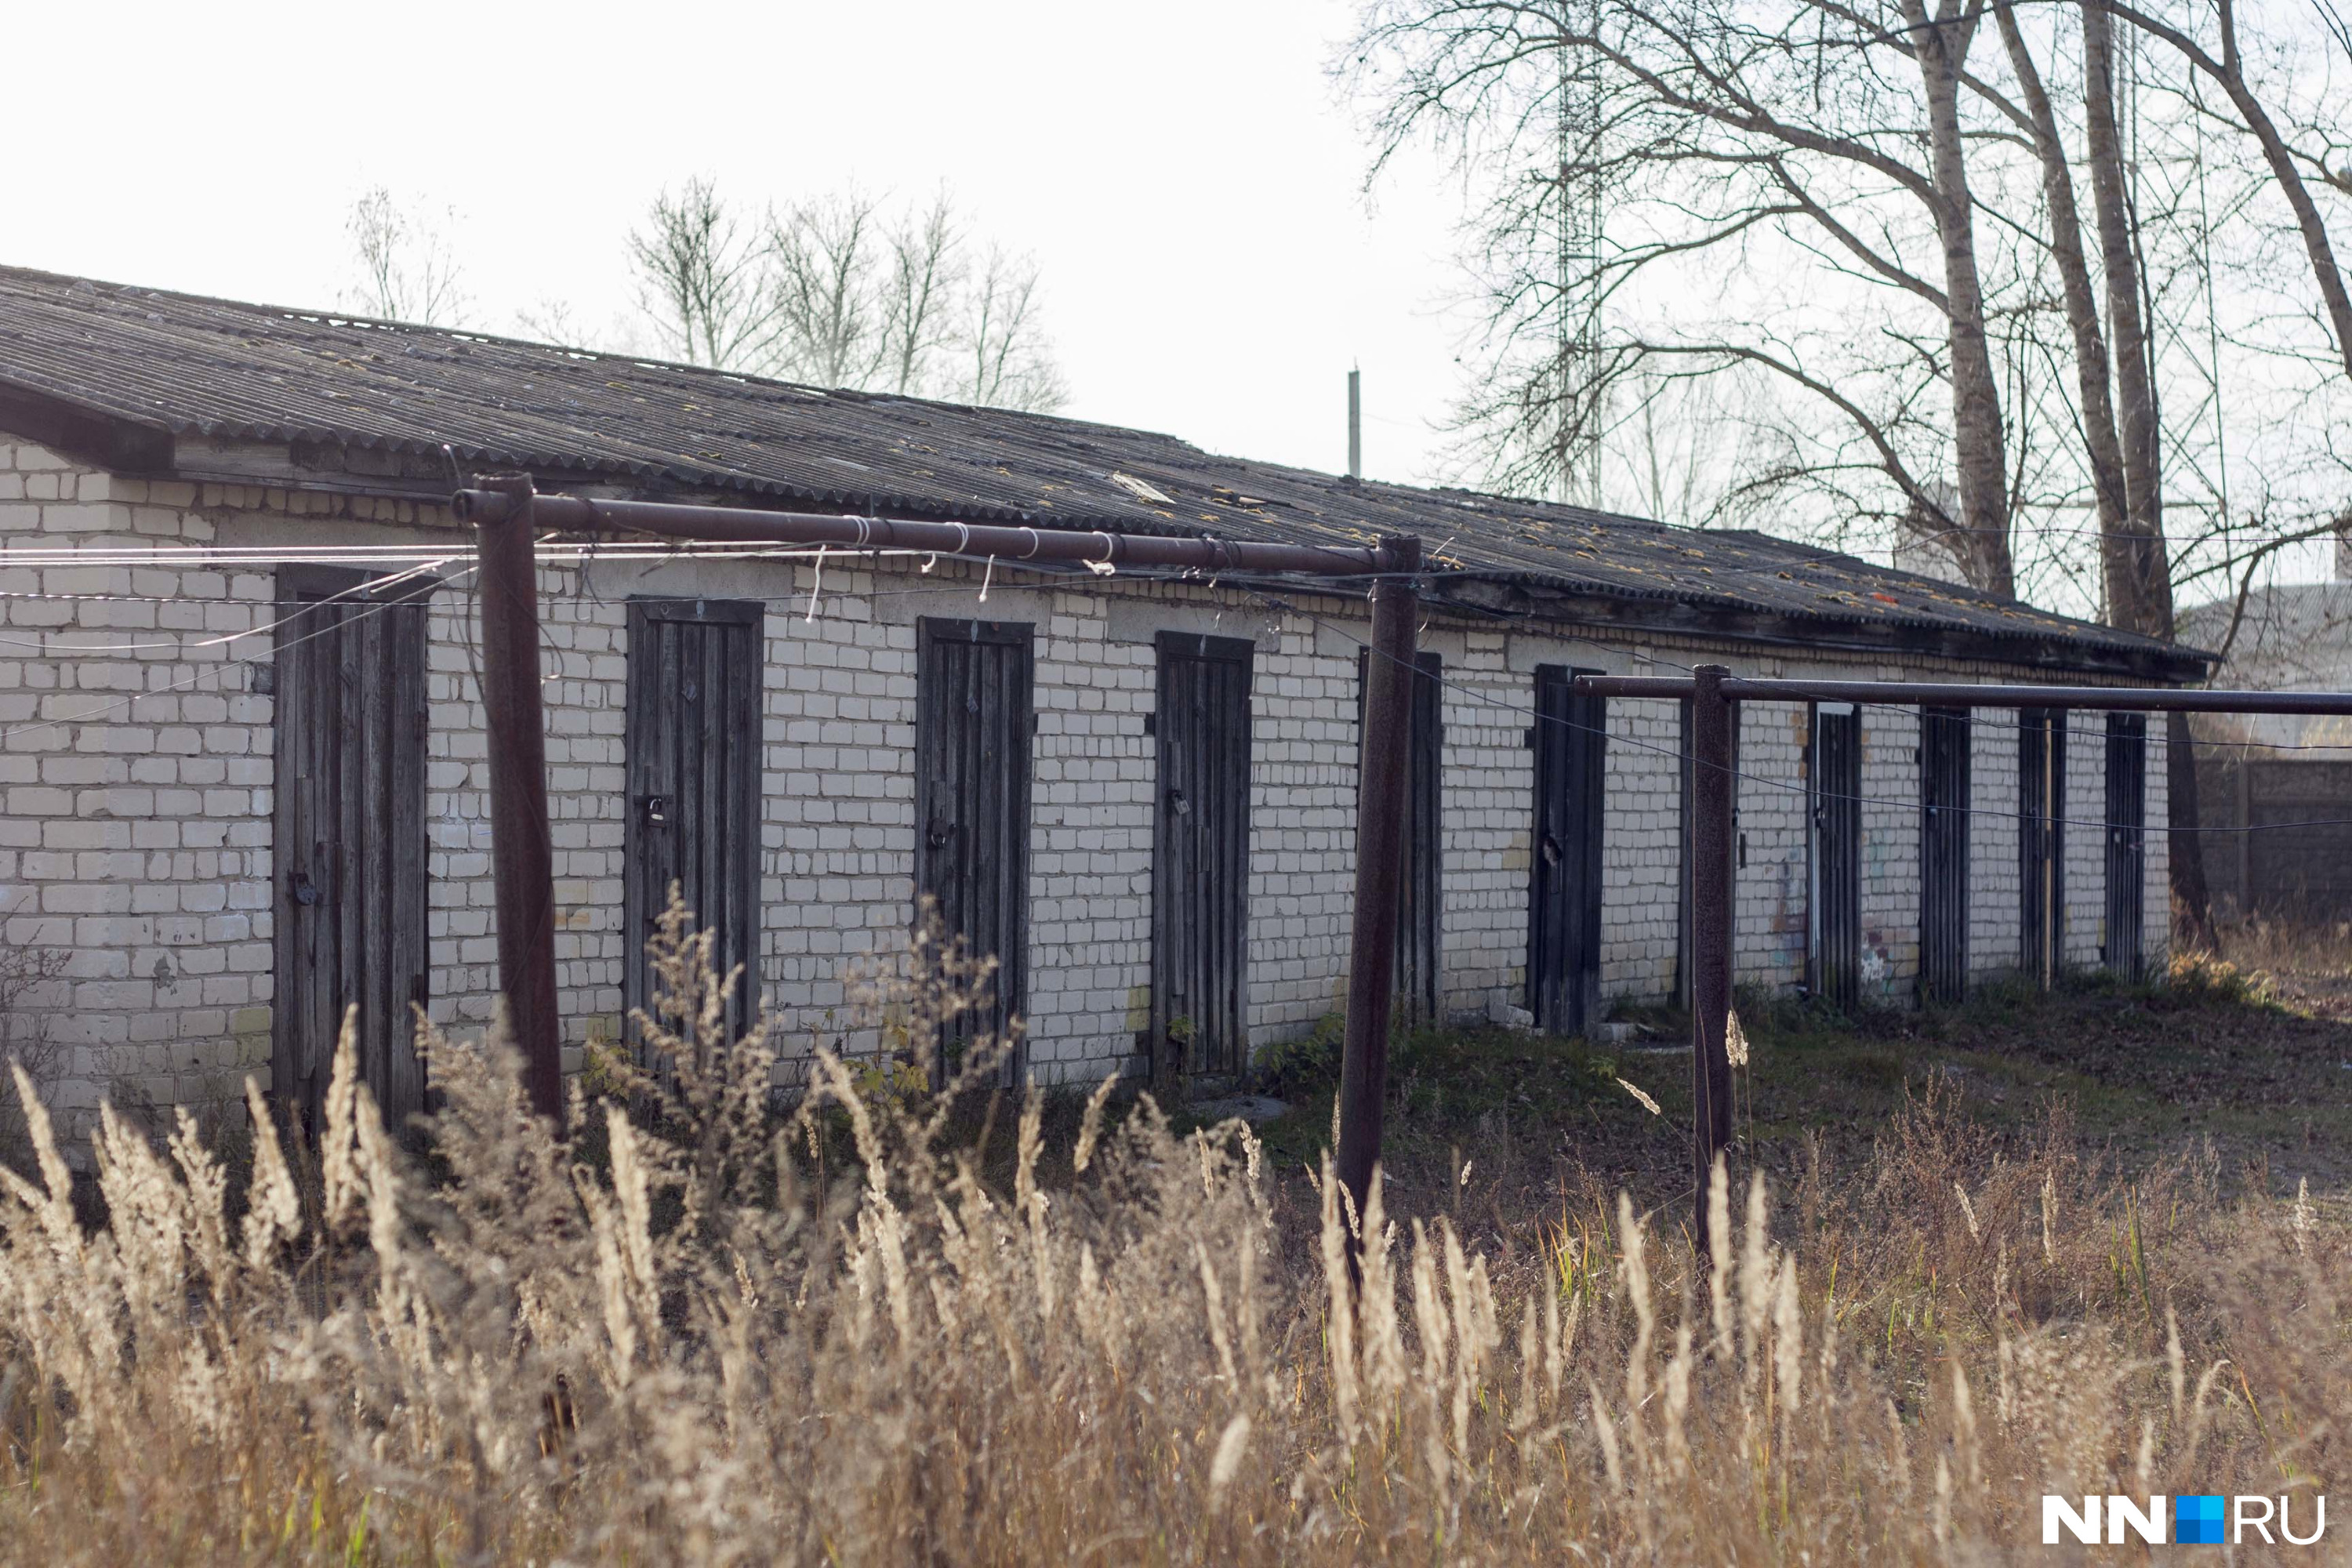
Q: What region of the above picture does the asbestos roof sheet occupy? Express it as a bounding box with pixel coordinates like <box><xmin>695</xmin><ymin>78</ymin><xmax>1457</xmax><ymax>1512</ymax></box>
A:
<box><xmin>0</xmin><ymin>264</ymin><xmax>2198</xmax><ymax>669</ymax></box>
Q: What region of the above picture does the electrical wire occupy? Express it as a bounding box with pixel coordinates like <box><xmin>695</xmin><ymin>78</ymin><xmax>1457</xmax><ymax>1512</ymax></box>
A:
<box><xmin>0</xmin><ymin>564</ymin><xmax>478</xmax><ymax>747</ymax></box>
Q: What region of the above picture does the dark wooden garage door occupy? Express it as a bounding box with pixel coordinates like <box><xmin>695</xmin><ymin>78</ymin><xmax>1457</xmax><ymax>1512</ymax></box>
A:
<box><xmin>1152</xmin><ymin>633</ymin><xmax>1254</xmax><ymax>1077</ymax></box>
<box><xmin>624</xmin><ymin>599</ymin><xmax>761</xmax><ymax>1049</ymax></box>
<box><xmin>1919</xmin><ymin>707</ymin><xmax>1970</xmax><ymax>1004</ymax></box>
<box><xmin>2103</xmin><ymin>713</ymin><xmax>2147</xmax><ymax>978</ymax></box>
<box><xmin>272</xmin><ymin>566</ymin><xmax>432</xmax><ymax>1131</ymax></box>
<box><xmin>1529</xmin><ymin>666</ymin><xmax>1604</xmax><ymax>1035</ymax></box>
<box><xmin>2020</xmin><ymin>707</ymin><xmax>2068</xmax><ymax>986</ymax></box>
<box><xmin>1809</xmin><ymin>704</ymin><xmax>1863</xmax><ymax>1012</ymax></box>
<box><xmin>916</xmin><ymin>618</ymin><xmax>1034</xmax><ymax>1081</ymax></box>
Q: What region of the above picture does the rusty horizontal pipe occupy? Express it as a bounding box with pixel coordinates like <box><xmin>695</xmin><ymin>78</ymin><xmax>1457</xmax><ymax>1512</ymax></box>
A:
<box><xmin>1573</xmin><ymin>674</ymin><xmax>2352</xmax><ymax>716</ymax></box>
<box><xmin>451</xmin><ymin>489</ymin><xmax>1407</xmax><ymax>578</ymax></box>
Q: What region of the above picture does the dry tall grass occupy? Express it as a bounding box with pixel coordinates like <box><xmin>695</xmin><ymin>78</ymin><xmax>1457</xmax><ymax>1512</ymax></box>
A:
<box><xmin>1</xmin><ymin>917</ymin><xmax>2344</xmax><ymax>1563</ymax></box>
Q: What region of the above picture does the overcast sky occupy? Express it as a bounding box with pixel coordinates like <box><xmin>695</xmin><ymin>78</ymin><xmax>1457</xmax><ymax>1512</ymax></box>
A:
<box><xmin>0</xmin><ymin>0</ymin><xmax>1476</xmax><ymax>488</ymax></box>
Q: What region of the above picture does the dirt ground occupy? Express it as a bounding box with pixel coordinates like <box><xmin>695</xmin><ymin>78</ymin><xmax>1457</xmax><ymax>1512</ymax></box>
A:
<box><xmin>1207</xmin><ymin>921</ymin><xmax>2352</xmax><ymax>1238</ymax></box>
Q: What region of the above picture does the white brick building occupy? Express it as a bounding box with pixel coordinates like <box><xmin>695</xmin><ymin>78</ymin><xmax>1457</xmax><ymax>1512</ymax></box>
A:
<box><xmin>0</xmin><ymin>269</ymin><xmax>2209</xmax><ymax>1130</ymax></box>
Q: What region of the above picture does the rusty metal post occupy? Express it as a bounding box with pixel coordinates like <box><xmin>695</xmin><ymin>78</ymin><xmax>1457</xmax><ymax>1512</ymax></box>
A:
<box><xmin>473</xmin><ymin>474</ymin><xmax>564</xmax><ymax>1123</ymax></box>
<box><xmin>1690</xmin><ymin>663</ymin><xmax>1735</xmax><ymax>1252</ymax></box>
<box><xmin>1335</xmin><ymin>535</ymin><xmax>1421</xmax><ymax>1241</ymax></box>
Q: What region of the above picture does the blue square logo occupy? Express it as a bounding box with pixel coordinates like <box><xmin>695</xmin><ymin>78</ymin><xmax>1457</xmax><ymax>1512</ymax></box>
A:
<box><xmin>2176</xmin><ymin>1494</ymin><xmax>2226</xmax><ymax>1544</ymax></box>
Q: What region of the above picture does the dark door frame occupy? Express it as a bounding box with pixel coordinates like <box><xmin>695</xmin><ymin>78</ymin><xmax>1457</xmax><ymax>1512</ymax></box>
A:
<box><xmin>270</xmin><ymin>564</ymin><xmax>436</xmax><ymax>1131</ymax></box>
<box><xmin>1807</xmin><ymin>702</ymin><xmax>1863</xmax><ymax>1012</ymax></box>
<box><xmin>1918</xmin><ymin>706</ymin><xmax>1971</xmax><ymax>1005</ymax></box>
<box><xmin>2020</xmin><ymin>707</ymin><xmax>2069</xmax><ymax>986</ymax></box>
<box><xmin>2103</xmin><ymin>712</ymin><xmax>2147</xmax><ymax>978</ymax></box>
<box><xmin>1150</xmin><ymin>632</ymin><xmax>1255</xmax><ymax>1080</ymax></box>
<box><xmin>622</xmin><ymin>597</ymin><xmax>763</xmax><ymax>1051</ymax></box>
<box><xmin>915</xmin><ymin>616</ymin><xmax>1036</xmax><ymax>1083</ymax></box>
<box><xmin>1528</xmin><ymin>665</ymin><xmax>1606</xmax><ymax>1036</ymax></box>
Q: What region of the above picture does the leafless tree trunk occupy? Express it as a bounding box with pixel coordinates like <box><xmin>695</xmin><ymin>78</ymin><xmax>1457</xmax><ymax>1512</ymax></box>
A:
<box><xmin>2081</xmin><ymin>3</ymin><xmax>2219</xmax><ymax>943</ymax></box>
<box><xmin>1904</xmin><ymin>0</ymin><xmax>2016</xmax><ymax>597</ymax></box>
<box><xmin>2084</xmin><ymin>2</ymin><xmax>2172</xmax><ymax>636</ymax></box>
<box><xmin>1994</xmin><ymin>5</ymin><xmax>2132</xmax><ymax>587</ymax></box>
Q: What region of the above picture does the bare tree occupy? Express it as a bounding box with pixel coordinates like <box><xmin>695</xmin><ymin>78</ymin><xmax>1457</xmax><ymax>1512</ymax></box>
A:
<box><xmin>630</xmin><ymin>181</ymin><xmax>1067</xmax><ymax>412</ymax></box>
<box><xmin>627</xmin><ymin>178</ymin><xmax>778</xmax><ymax>371</ymax></box>
<box><xmin>345</xmin><ymin>187</ymin><xmax>469</xmax><ymax>326</ymax></box>
<box><xmin>1350</xmin><ymin>0</ymin><xmax>2024</xmax><ymax>592</ymax></box>
<box><xmin>958</xmin><ymin>245</ymin><xmax>1069</xmax><ymax>413</ymax></box>
<box><xmin>881</xmin><ymin>192</ymin><xmax>964</xmax><ymax>397</ymax></box>
<box><xmin>2096</xmin><ymin>0</ymin><xmax>2352</xmax><ymax>383</ymax></box>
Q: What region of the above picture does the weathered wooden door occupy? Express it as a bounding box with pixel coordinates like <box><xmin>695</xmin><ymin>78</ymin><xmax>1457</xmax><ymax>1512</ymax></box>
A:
<box><xmin>624</xmin><ymin>600</ymin><xmax>761</xmax><ymax>1048</ymax></box>
<box><xmin>1809</xmin><ymin>704</ymin><xmax>1863</xmax><ymax>1012</ymax></box>
<box><xmin>1152</xmin><ymin>633</ymin><xmax>1253</xmax><ymax>1078</ymax></box>
<box><xmin>1359</xmin><ymin>650</ymin><xmax>1443</xmax><ymax>1020</ymax></box>
<box><xmin>2103</xmin><ymin>713</ymin><xmax>2147</xmax><ymax>978</ymax></box>
<box><xmin>1529</xmin><ymin>666</ymin><xmax>1605</xmax><ymax>1035</ymax></box>
<box><xmin>272</xmin><ymin>567</ymin><xmax>431</xmax><ymax>1131</ymax></box>
<box><xmin>1918</xmin><ymin>707</ymin><xmax>1971</xmax><ymax>1004</ymax></box>
<box><xmin>916</xmin><ymin>618</ymin><xmax>1033</xmax><ymax>1080</ymax></box>
<box><xmin>2019</xmin><ymin>707</ymin><xmax>2068</xmax><ymax>986</ymax></box>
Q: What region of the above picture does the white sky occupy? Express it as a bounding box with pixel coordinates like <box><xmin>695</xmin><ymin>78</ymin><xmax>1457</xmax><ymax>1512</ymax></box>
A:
<box><xmin>0</xmin><ymin>0</ymin><xmax>1475</xmax><ymax>488</ymax></box>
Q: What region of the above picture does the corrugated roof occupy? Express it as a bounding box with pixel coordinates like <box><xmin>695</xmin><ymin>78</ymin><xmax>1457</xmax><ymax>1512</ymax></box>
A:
<box><xmin>0</xmin><ymin>264</ymin><xmax>2204</xmax><ymax>672</ymax></box>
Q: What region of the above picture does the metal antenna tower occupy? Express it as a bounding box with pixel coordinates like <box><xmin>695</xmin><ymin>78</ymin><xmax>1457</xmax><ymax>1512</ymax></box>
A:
<box><xmin>1555</xmin><ymin>0</ymin><xmax>1607</xmax><ymax>508</ymax></box>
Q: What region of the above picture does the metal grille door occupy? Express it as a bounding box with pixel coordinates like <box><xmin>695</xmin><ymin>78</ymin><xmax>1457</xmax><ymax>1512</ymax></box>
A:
<box><xmin>1529</xmin><ymin>666</ymin><xmax>1605</xmax><ymax>1036</ymax></box>
<box><xmin>624</xmin><ymin>600</ymin><xmax>762</xmax><ymax>1048</ymax></box>
<box><xmin>1919</xmin><ymin>707</ymin><xmax>1971</xmax><ymax>1004</ymax></box>
<box><xmin>1359</xmin><ymin>650</ymin><xmax>1443</xmax><ymax>1020</ymax></box>
<box><xmin>1152</xmin><ymin>633</ymin><xmax>1254</xmax><ymax>1077</ymax></box>
<box><xmin>273</xmin><ymin>568</ymin><xmax>432</xmax><ymax>1131</ymax></box>
<box><xmin>1809</xmin><ymin>704</ymin><xmax>1863</xmax><ymax>1012</ymax></box>
<box><xmin>916</xmin><ymin>619</ymin><xmax>1034</xmax><ymax>1079</ymax></box>
<box><xmin>2103</xmin><ymin>713</ymin><xmax>2147</xmax><ymax>978</ymax></box>
<box><xmin>2020</xmin><ymin>708</ymin><xmax>2068</xmax><ymax>986</ymax></box>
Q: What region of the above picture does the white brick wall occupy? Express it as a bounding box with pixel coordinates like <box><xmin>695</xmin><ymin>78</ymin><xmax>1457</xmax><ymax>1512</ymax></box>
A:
<box><xmin>0</xmin><ymin>439</ymin><xmax>2187</xmax><ymax>1120</ymax></box>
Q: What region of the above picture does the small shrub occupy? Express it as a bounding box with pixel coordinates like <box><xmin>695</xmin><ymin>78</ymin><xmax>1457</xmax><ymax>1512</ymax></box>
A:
<box><xmin>1253</xmin><ymin>1011</ymin><xmax>1345</xmax><ymax>1097</ymax></box>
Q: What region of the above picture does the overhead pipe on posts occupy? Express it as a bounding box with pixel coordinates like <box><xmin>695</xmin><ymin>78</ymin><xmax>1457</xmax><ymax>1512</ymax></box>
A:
<box><xmin>452</xmin><ymin>489</ymin><xmax>1399</xmax><ymax>579</ymax></box>
<box><xmin>1573</xmin><ymin>665</ymin><xmax>2352</xmax><ymax>1259</ymax></box>
<box><xmin>448</xmin><ymin>482</ymin><xmax>1422</xmax><ymax>1149</ymax></box>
